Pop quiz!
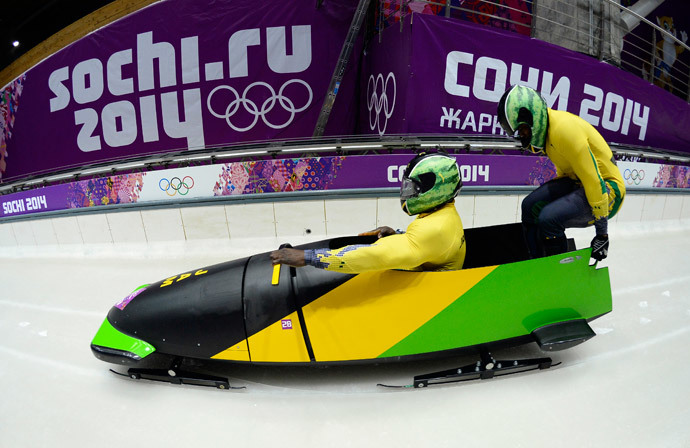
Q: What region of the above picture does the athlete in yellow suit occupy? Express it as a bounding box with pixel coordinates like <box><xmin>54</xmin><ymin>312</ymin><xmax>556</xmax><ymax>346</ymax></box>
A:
<box><xmin>270</xmin><ymin>153</ymin><xmax>466</xmax><ymax>272</ymax></box>
<box><xmin>498</xmin><ymin>85</ymin><xmax>625</xmax><ymax>260</ymax></box>
<box><xmin>546</xmin><ymin>108</ymin><xmax>625</xmax><ymax>221</ymax></box>
<box><xmin>304</xmin><ymin>201</ymin><xmax>465</xmax><ymax>273</ymax></box>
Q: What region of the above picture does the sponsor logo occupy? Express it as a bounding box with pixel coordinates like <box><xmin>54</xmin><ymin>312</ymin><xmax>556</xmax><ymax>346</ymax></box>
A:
<box><xmin>159</xmin><ymin>176</ymin><xmax>195</xmax><ymax>196</ymax></box>
<box><xmin>623</xmin><ymin>168</ymin><xmax>645</xmax><ymax>185</ymax></box>
<box><xmin>207</xmin><ymin>79</ymin><xmax>312</xmax><ymax>132</ymax></box>
<box><xmin>367</xmin><ymin>72</ymin><xmax>396</xmax><ymax>136</ymax></box>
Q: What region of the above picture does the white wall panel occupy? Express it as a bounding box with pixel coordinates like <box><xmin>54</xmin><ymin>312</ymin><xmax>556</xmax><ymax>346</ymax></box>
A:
<box><xmin>11</xmin><ymin>221</ymin><xmax>36</xmax><ymax>246</ymax></box>
<box><xmin>455</xmin><ymin>195</ymin><xmax>475</xmax><ymax>228</ymax></box>
<box><xmin>641</xmin><ymin>195</ymin><xmax>666</xmax><ymax>222</ymax></box>
<box><xmin>376</xmin><ymin>197</ymin><xmax>416</xmax><ymax>231</ymax></box>
<box><xmin>517</xmin><ymin>194</ymin><xmax>528</xmax><ymax>221</ymax></box>
<box><xmin>325</xmin><ymin>199</ymin><xmax>377</xmax><ymax>236</ymax></box>
<box><xmin>141</xmin><ymin>208</ymin><xmax>185</xmax><ymax>242</ymax></box>
<box><xmin>181</xmin><ymin>206</ymin><xmax>230</xmax><ymax>240</ymax></box>
<box><xmin>52</xmin><ymin>216</ymin><xmax>83</xmax><ymax>245</ymax></box>
<box><xmin>0</xmin><ymin>222</ymin><xmax>17</xmax><ymax>246</ymax></box>
<box><xmin>30</xmin><ymin>219</ymin><xmax>58</xmax><ymax>245</ymax></box>
<box><xmin>77</xmin><ymin>214</ymin><xmax>113</xmax><ymax>244</ymax></box>
<box><xmin>274</xmin><ymin>200</ymin><xmax>326</xmax><ymax>237</ymax></box>
<box><xmin>662</xmin><ymin>195</ymin><xmax>683</xmax><ymax>220</ymax></box>
<box><xmin>226</xmin><ymin>203</ymin><xmax>276</xmax><ymax>239</ymax></box>
<box><xmin>473</xmin><ymin>195</ymin><xmax>520</xmax><ymax>227</ymax></box>
<box><xmin>107</xmin><ymin>211</ymin><xmax>147</xmax><ymax>244</ymax></box>
<box><xmin>615</xmin><ymin>194</ymin><xmax>644</xmax><ymax>222</ymax></box>
<box><xmin>680</xmin><ymin>196</ymin><xmax>690</xmax><ymax>220</ymax></box>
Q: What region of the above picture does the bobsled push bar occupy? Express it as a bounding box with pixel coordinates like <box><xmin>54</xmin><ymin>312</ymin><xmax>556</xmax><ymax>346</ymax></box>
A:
<box><xmin>109</xmin><ymin>358</ymin><xmax>244</xmax><ymax>390</ymax></box>
<box><xmin>378</xmin><ymin>349</ymin><xmax>559</xmax><ymax>389</ymax></box>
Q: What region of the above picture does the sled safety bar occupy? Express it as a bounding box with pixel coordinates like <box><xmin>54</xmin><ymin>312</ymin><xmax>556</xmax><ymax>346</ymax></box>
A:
<box><xmin>272</xmin><ymin>243</ymin><xmax>294</xmax><ymax>286</ymax></box>
<box><xmin>272</xmin><ymin>264</ymin><xmax>281</xmax><ymax>285</ymax></box>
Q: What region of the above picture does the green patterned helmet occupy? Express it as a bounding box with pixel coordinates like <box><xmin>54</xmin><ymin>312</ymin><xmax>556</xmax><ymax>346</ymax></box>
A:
<box><xmin>497</xmin><ymin>85</ymin><xmax>549</xmax><ymax>152</ymax></box>
<box><xmin>400</xmin><ymin>153</ymin><xmax>462</xmax><ymax>216</ymax></box>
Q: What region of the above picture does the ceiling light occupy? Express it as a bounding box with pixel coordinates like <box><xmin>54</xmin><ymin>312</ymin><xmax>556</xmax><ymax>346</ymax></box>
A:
<box><xmin>12</xmin><ymin>41</ymin><xmax>19</xmax><ymax>48</ymax></box>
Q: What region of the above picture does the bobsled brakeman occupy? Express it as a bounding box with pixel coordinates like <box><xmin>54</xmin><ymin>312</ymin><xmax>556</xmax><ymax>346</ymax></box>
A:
<box><xmin>91</xmin><ymin>222</ymin><xmax>613</xmax><ymax>389</ymax></box>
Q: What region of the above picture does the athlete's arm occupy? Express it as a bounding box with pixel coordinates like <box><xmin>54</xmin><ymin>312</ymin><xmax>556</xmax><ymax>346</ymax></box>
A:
<box><xmin>302</xmin><ymin>233</ymin><xmax>427</xmax><ymax>273</ymax></box>
<box><xmin>569</xmin><ymin>141</ymin><xmax>610</xmax><ymax>222</ymax></box>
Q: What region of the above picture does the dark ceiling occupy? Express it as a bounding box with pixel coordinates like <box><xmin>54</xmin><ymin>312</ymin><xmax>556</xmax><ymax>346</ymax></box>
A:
<box><xmin>0</xmin><ymin>0</ymin><xmax>115</xmax><ymax>73</ymax></box>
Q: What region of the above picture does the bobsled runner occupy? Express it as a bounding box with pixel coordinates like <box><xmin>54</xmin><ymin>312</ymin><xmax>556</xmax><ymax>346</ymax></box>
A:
<box><xmin>91</xmin><ymin>222</ymin><xmax>612</xmax><ymax>388</ymax></box>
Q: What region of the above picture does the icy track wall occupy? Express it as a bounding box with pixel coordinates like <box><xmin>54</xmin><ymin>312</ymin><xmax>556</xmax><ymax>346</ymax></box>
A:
<box><xmin>0</xmin><ymin>191</ymin><xmax>689</xmax><ymax>249</ymax></box>
<box><xmin>0</xmin><ymin>151</ymin><xmax>689</xmax><ymax>248</ymax></box>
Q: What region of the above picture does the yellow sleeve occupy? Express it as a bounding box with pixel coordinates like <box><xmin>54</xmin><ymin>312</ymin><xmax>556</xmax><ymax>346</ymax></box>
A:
<box><xmin>306</xmin><ymin>233</ymin><xmax>435</xmax><ymax>274</ymax></box>
<box><xmin>306</xmin><ymin>203</ymin><xmax>465</xmax><ymax>273</ymax></box>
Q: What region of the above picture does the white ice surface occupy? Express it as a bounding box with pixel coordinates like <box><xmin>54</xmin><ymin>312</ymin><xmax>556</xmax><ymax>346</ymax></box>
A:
<box><xmin>1</xmin><ymin>221</ymin><xmax>689</xmax><ymax>447</ymax></box>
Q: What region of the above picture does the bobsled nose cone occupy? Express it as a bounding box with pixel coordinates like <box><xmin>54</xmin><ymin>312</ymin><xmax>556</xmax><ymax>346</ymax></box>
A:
<box><xmin>91</xmin><ymin>318</ymin><xmax>156</xmax><ymax>366</ymax></box>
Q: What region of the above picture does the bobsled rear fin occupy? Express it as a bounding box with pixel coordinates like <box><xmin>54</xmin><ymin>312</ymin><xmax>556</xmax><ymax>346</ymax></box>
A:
<box><xmin>532</xmin><ymin>319</ymin><xmax>596</xmax><ymax>351</ymax></box>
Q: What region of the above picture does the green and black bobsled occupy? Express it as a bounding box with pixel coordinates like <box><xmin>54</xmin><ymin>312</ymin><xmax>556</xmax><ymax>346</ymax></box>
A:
<box><xmin>91</xmin><ymin>223</ymin><xmax>612</xmax><ymax>385</ymax></box>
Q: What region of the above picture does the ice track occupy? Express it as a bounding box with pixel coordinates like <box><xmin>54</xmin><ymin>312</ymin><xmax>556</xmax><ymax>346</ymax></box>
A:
<box><xmin>1</xmin><ymin>221</ymin><xmax>689</xmax><ymax>447</ymax></box>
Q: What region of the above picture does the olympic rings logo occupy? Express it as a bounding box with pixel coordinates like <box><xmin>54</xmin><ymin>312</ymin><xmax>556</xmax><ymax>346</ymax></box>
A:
<box><xmin>623</xmin><ymin>168</ymin><xmax>645</xmax><ymax>185</ymax></box>
<box><xmin>367</xmin><ymin>72</ymin><xmax>396</xmax><ymax>136</ymax></box>
<box><xmin>206</xmin><ymin>79</ymin><xmax>313</xmax><ymax>132</ymax></box>
<box><xmin>159</xmin><ymin>176</ymin><xmax>195</xmax><ymax>196</ymax></box>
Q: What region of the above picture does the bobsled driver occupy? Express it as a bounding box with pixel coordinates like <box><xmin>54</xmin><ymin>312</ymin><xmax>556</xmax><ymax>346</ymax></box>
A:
<box><xmin>270</xmin><ymin>153</ymin><xmax>466</xmax><ymax>272</ymax></box>
<box><xmin>497</xmin><ymin>85</ymin><xmax>625</xmax><ymax>260</ymax></box>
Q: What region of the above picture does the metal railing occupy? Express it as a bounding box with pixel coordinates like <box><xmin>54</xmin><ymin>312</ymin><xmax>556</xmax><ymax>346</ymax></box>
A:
<box><xmin>375</xmin><ymin>0</ymin><xmax>690</xmax><ymax>102</ymax></box>
<box><xmin>2</xmin><ymin>132</ymin><xmax>689</xmax><ymax>195</ymax></box>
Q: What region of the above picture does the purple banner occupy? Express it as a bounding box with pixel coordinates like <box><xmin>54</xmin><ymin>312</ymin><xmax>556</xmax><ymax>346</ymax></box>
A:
<box><xmin>360</xmin><ymin>14</ymin><xmax>690</xmax><ymax>152</ymax></box>
<box><xmin>329</xmin><ymin>154</ymin><xmax>553</xmax><ymax>189</ymax></box>
<box><xmin>1</xmin><ymin>184</ymin><xmax>70</xmax><ymax>217</ymax></box>
<box><xmin>0</xmin><ymin>154</ymin><xmax>553</xmax><ymax>219</ymax></box>
<box><xmin>1</xmin><ymin>0</ymin><xmax>357</xmax><ymax>182</ymax></box>
<box><xmin>2</xmin><ymin>154</ymin><xmax>686</xmax><ymax>220</ymax></box>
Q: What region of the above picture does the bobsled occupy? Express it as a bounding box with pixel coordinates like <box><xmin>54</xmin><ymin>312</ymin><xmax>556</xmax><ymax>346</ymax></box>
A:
<box><xmin>91</xmin><ymin>223</ymin><xmax>612</xmax><ymax>388</ymax></box>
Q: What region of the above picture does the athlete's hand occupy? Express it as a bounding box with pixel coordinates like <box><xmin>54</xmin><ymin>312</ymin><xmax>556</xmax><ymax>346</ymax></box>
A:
<box><xmin>270</xmin><ymin>248</ymin><xmax>306</xmax><ymax>267</ymax></box>
<box><xmin>359</xmin><ymin>226</ymin><xmax>397</xmax><ymax>239</ymax></box>
<box><xmin>590</xmin><ymin>234</ymin><xmax>609</xmax><ymax>261</ymax></box>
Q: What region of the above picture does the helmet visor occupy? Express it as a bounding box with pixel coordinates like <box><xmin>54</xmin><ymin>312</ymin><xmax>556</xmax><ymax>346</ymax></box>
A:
<box><xmin>400</xmin><ymin>177</ymin><xmax>420</xmax><ymax>201</ymax></box>
<box><xmin>516</xmin><ymin>124</ymin><xmax>532</xmax><ymax>149</ymax></box>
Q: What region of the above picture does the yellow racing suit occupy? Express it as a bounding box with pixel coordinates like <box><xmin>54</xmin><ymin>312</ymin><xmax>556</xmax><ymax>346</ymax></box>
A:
<box><xmin>304</xmin><ymin>202</ymin><xmax>465</xmax><ymax>273</ymax></box>
<box><xmin>545</xmin><ymin>109</ymin><xmax>625</xmax><ymax>224</ymax></box>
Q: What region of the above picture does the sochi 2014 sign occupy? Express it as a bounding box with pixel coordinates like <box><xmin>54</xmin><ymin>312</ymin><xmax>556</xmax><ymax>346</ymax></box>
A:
<box><xmin>361</xmin><ymin>14</ymin><xmax>690</xmax><ymax>153</ymax></box>
<box><xmin>0</xmin><ymin>0</ymin><xmax>356</xmax><ymax>182</ymax></box>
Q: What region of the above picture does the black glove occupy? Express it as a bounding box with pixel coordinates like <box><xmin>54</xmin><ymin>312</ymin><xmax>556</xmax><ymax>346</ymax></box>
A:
<box><xmin>590</xmin><ymin>234</ymin><xmax>609</xmax><ymax>261</ymax></box>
